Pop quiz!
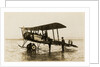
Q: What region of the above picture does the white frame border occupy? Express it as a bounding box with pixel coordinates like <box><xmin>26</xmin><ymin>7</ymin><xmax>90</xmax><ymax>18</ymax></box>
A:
<box><xmin>0</xmin><ymin>7</ymin><xmax>90</xmax><ymax>66</ymax></box>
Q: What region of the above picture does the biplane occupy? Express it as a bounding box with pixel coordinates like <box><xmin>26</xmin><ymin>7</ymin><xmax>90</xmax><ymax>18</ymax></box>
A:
<box><xmin>19</xmin><ymin>22</ymin><xmax>78</xmax><ymax>53</ymax></box>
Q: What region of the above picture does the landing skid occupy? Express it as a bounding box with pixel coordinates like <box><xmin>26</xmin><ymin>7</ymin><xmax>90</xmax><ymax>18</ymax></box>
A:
<box><xmin>18</xmin><ymin>44</ymin><xmax>26</xmax><ymax>48</ymax></box>
<box><xmin>17</xmin><ymin>40</ymin><xmax>27</xmax><ymax>48</ymax></box>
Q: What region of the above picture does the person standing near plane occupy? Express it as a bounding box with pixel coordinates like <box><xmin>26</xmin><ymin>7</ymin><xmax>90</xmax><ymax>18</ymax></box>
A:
<box><xmin>48</xmin><ymin>38</ymin><xmax>52</xmax><ymax>55</ymax></box>
<box><xmin>61</xmin><ymin>37</ymin><xmax>65</xmax><ymax>52</ymax></box>
<box><xmin>44</xmin><ymin>30</ymin><xmax>48</xmax><ymax>41</ymax></box>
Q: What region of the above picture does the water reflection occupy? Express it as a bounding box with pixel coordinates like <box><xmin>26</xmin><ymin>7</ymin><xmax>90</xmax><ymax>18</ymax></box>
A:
<box><xmin>22</xmin><ymin>48</ymin><xmax>77</xmax><ymax>61</ymax></box>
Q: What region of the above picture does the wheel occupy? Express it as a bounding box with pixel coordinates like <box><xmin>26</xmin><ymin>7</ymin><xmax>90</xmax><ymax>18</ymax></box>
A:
<box><xmin>32</xmin><ymin>45</ymin><xmax>36</xmax><ymax>50</ymax></box>
<box><xmin>31</xmin><ymin>43</ymin><xmax>36</xmax><ymax>51</ymax></box>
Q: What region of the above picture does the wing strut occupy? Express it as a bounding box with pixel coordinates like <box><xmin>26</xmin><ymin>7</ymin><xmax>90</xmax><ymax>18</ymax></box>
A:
<box><xmin>52</xmin><ymin>29</ymin><xmax>55</xmax><ymax>41</ymax></box>
<box><xmin>57</xmin><ymin>29</ymin><xmax>59</xmax><ymax>41</ymax></box>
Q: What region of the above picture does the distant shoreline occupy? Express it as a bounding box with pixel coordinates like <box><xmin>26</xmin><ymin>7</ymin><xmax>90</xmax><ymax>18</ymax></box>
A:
<box><xmin>5</xmin><ymin>39</ymin><xmax>24</xmax><ymax>40</ymax></box>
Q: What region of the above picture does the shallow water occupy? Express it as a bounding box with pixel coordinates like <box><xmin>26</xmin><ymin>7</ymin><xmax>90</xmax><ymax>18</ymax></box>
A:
<box><xmin>4</xmin><ymin>39</ymin><xmax>84</xmax><ymax>62</ymax></box>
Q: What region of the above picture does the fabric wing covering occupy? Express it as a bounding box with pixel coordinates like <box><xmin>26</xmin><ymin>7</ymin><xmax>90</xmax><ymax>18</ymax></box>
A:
<box><xmin>21</xmin><ymin>22</ymin><xmax>66</xmax><ymax>30</ymax></box>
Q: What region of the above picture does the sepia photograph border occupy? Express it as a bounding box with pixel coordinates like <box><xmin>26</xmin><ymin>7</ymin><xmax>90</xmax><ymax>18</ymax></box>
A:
<box><xmin>0</xmin><ymin>7</ymin><xmax>90</xmax><ymax>67</ymax></box>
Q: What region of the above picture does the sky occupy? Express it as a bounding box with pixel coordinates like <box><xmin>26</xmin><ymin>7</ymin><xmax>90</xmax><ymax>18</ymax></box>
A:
<box><xmin>4</xmin><ymin>12</ymin><xmax>85</xmax><ymax>39</ymax></box>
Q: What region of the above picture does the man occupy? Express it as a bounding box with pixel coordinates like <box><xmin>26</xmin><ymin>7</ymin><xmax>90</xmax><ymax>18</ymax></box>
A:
<box><xmin>48</xmin><ymin>38</ymin><xmax>52</xmax><ymax>55</ymax></box>
<box><xmin>61</xmin><ymin>37</ymin><xmax>65</xmax><ymax>52</ymax></box>
<box><xmin>44</xmin><ymin>30</ymin><xmax>48</xmax><ymax>41</ymax></box>
<box><xmin>27</xmin><ymin>43</ymin><xmax>32</xmax><ymax>52</ymax></box>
